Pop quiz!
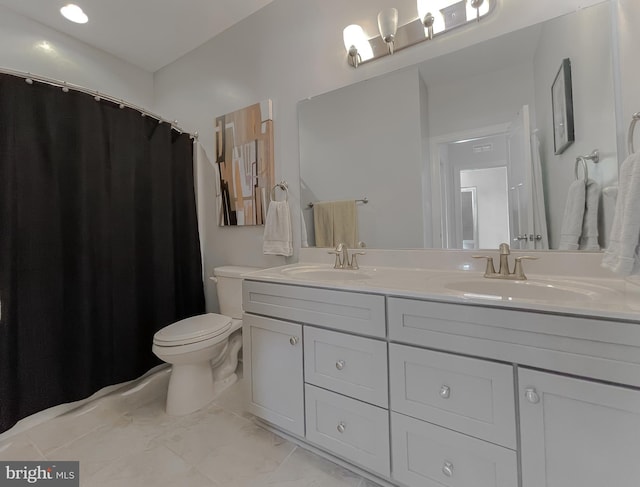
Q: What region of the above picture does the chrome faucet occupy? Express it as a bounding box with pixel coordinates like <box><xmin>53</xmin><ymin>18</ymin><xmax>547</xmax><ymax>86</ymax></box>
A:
<box><xmin>473</xmin><ymin>243</ymin><xmax>538</xmax><ymax>280</ymax></box>
<box><xmin>328</xmin><ymin>243</ymin><xmax>366</xmax><ymax>270</ymax></box>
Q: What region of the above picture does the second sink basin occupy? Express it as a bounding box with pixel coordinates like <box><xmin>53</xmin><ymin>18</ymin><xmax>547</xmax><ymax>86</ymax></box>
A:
<box><xmin>440</xmin><ymin>276</ymin><xmax>614</xmax><ymax>302</ymax></box>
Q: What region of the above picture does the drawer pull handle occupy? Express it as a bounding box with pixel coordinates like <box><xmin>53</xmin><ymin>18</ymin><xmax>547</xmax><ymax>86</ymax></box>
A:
<box><xmin>442</xmin><ymin>461</ymin><xmax>454</xmax><ymax>477</ymax></box>
<box><xmin>337</xmin><ymin>422</ymin><xmax>346</xmax><ymax>433</ymax></box>
<box><xmin>524</xmin><ymin>387</ymin><xmax>540</xmax><ymax>404</ymax></box>
<box><xmin>289</xmin><ymin>336</ymin><xmax>299</xmax><ymax>346</ymax></box>
<box><xmin>336</xmin><ymin>360</ymin><xmax>345</xmax><ymax>370</ymax></box>
<box><xmin>439</xmin><ymin>385</ymin><xmax>451</xmax><ymax>399</ymax></box>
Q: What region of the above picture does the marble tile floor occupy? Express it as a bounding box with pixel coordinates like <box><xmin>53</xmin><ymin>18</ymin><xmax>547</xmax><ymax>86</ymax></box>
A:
<box><xmin>0</xmin><ymin>367</ymin><xmax>379</xmax><ymax>487</ymax></box>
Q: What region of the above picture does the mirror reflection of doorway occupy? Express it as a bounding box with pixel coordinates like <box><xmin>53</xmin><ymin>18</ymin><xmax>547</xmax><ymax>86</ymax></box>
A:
<box><xmin>440</xmin><ymin>133</ymin><xmax>511</xmax><ymax>249</ymax></box>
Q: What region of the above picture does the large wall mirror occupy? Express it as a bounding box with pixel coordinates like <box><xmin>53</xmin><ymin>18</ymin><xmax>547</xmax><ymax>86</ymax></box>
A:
<box><xmin>298</xmin><ymin>1</ymin><xmax>619</xmax><ymax>251</ymax></box>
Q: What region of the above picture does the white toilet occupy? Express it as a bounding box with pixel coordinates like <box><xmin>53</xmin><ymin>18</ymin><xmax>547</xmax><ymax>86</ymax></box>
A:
<box><xmin>152</xmin><ymin>266</ymin><xmax>259</xmax><ymax>415</ymax></box>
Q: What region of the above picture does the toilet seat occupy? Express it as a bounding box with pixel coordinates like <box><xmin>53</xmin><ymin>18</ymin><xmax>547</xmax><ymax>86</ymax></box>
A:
<box><xmin>153</xmin><ymin>313</ymin><xmax>232</xmax><ymax>347</ymax></box>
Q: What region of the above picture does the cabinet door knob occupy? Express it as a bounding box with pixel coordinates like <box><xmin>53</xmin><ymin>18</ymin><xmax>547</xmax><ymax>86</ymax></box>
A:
<box><xmin>440</xmin><ymin>385</ymin><xmax>451</xmax><ymax>399</ymax></box>
<box><xmin>524</xmin><ymin>387</ymin><xmax>540</xmax><ymax>404</ymax></box>
<box><xmin>336</xmin><ymin>360</ymin><xmax>345</xmax><ymax>370</ymax></box>
<box><xmin>442</xmin><ymin>461</ymin><xmax>454</xmax><ymax>477</ymax></box>
<box><xmin>289</xmin><ymin>336</ymin><xmax>299</xmax><ymax>346</ymax></box>
<box><xmin>337</xmin><ymin>422</ymin><xmax>346</xmax><ymax>433</ymax></box>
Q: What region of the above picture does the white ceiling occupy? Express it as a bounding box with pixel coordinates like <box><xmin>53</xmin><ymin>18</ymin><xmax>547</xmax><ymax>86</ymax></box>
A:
<box><xmin>0</xmin><ymin>0</ymin><xmax>274</xmax><ymax>72</ymax></box>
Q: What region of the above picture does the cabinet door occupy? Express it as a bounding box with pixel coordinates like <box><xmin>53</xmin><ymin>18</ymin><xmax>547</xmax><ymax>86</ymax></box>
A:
<box><xmin>243</xmin><ymin>313</ymin><xmax>304</xmax><ymax>437</ymax></box>
<box><xmin>519</xmin><ymin>368</ymin><xmax>640</xmax><ymax>487</ymax></box>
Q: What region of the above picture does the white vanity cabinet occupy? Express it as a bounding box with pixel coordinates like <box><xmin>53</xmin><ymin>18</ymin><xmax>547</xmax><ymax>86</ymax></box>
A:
<box><xmin>242</xmin><ymin>277</ymin><xmax>640</xmax><ymax>487</ymax></box>
<box><xmin>519</xmin><ymin>368</ymin><xmax>640</xmax><ymax>487</ymax></box>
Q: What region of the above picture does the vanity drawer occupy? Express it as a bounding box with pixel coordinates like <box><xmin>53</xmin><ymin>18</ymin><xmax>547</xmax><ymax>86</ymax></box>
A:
<box><xmin>304</xmin><ymin>326</ymin><xmax>388</xmax><ymax>407</ymax></box>
<box><xmin>391</xmin><ymin>412</ymin><xmax>518</xmax><ymax>487</ymax></box>
<box><xmin>243</xmin><ymin>280</ymin><xmax>386</xmax><ymax>337</ymax></box>
<box><xmin>389</xmin><ymin>344</ymin><xmax>516</xmax><ymax>448</ymax></box>
<box><xmin>305</xmin><ymin>384</ymin><xmax>390</xmax><ymax>478</ymax></box>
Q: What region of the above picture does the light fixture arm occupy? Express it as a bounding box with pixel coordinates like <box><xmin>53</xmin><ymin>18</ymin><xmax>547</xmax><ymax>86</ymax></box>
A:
<box><xmin>422</xmin><ymin>12</ymin><xmax>435</xmax><ymax>40</ymax></box>
<box><xmin>348</xmin><ymin>45</ymin><xmax>361</xmax><ymax>68</ymax></box>
<box><xmin>470</xmin><ymin>0</ymin><xmax>484</xmax><ymax>21</ymax></box>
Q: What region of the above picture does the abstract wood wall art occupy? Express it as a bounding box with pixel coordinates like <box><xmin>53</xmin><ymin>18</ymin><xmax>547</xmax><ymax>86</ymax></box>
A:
<box><xmin>214</xmin><ymin>100</ymin><xmax>274</xmax><ymax>226</ymax></box>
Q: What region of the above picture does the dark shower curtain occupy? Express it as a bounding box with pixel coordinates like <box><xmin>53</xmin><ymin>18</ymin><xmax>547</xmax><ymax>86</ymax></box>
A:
<box><xmin>0</xmin><ymin>73</ymin><xmax>205</xmax><ymax>433</ymax></box>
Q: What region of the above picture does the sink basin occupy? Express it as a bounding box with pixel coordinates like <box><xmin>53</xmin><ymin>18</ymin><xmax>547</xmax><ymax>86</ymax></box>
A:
<box><xmin>440</xmin><ymin>276</ymin><xmax>613</xmax><ymax>302</ymax></box>
<box><xmin>280</xmin><ymin>266</ymin><xmax>372</xmax><ymax>281</ymax></box>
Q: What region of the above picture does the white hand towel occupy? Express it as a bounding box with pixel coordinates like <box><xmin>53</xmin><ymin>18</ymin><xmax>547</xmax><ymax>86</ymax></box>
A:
<box><xmin>602</xmin><ymin>153</ymin><xmax>640</xmax><ymax>275</ymax></box>
<box><xmin>558</xmin><ymin>179</ymin><xmax>587</xmax><ymax>250</ymax></box>
<box><xmin>579</xmin><ymin>178</ymin><xmax>601</xmax><ymax>251</ymax></box>
<box><xmin>263</xmin><ymin>200</ymin><xmax>293</xmax><ymax>256</ymax></box>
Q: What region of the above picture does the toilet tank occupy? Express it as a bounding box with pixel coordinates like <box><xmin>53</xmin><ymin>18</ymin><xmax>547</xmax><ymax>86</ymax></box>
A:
<box><xmin>213</xmin><ymin>266</ymin><xmax>261</xmax><ymax>319</ymax></box>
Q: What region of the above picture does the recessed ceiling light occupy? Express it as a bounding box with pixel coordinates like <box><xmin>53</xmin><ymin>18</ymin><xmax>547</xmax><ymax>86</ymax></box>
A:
<box><xmin>60</xmin><ymin>4</ymin><xmax>88</xmax><ymax>24</ymax></box>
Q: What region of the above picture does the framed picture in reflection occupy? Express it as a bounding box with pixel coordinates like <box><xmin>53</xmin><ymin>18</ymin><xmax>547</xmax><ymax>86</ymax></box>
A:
<box><xmin>551</xmin><ymin>58</ymin><xmax>575</xmax><ymax>155</ymax></box>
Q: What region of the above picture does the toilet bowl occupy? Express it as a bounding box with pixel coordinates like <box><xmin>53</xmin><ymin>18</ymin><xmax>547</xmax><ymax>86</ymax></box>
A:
<box><xmin>152</xmin><ymin>266</ymin><xmax>259</xmax><ymax>415</ymax></box>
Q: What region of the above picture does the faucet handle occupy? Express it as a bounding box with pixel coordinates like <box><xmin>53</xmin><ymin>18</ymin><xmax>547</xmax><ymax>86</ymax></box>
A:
<box><xmin>350</xmin><ymin>251</ymin><xmax>366</xmax><ymax>270</ymax></box>
<box><xmin>513</xmin><ymin>256</ymin><xmax>538</xmax><ymax>280</ymax></box>
<box><xmin>472</xmin><ymin>255</ymin><xmax>497</xmax><ymax>276</ymax></box>
<box><xmin>327</xmin><ymin>249</ymin><xmax>343</xmax><ymax>269</ymax></box>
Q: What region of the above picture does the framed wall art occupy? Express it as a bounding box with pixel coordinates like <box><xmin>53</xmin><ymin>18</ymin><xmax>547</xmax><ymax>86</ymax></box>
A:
<box><xmin>551</xmin><ymin>58</ymin><xmax>575</xmax><ymax>155</ymax></box>
<box><xmin>214</xmin><ymin>100</ymin><xmax>274</xmax><ymax>226</ymax></box>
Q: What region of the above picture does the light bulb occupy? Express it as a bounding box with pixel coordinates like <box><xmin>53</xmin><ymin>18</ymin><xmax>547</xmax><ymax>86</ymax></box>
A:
<box><xmin>60</xmin><ymin>4</ymin><xmax>88</xmax><ymax>24</ymax></box>
<box><xmin>342</xmin><ymin>24</ymin><xmax>373</xmax><ymax>66</ymax></box>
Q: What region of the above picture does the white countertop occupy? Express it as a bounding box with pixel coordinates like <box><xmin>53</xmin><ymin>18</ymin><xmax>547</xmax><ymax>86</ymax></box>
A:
<box><xmin>243</xmin><ymin>262</ymin><xmax>640</xmax><ymax>323</ymax></box>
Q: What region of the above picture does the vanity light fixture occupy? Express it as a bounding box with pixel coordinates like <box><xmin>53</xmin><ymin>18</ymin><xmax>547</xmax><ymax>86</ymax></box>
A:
<box><xmin>60</xmin><ymin>4</ymin><xmax>89</xmax><ymax>24</ymax></box>
<box><xmin>343</xmin><ymin>0</ymin><xmax>493</xmax><ymax>68</ymax></box>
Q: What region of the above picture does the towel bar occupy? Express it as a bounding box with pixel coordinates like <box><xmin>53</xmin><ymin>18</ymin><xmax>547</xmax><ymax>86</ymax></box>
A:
<box><xmin>629</xmin><ymin>112</ymin><xmax>640</xmax><ymax>155</ymax></box>
<box><xmin>307</xmin><ymin>197</ymin><xmax>368</xmax><ymax>209</ymax></box>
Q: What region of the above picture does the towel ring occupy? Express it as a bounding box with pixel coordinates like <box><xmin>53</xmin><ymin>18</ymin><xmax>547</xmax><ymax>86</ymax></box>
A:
<box><xmin>270</xmin><ymin>181</ymin><xmax>288</xmax><ymax>202</ymax></box>
<box><xmin>629</xmin><ymin>112</ymin><xmax>640</xmax><ymax>155</ymax></box>
<box><xmin>574</xmin><ymin>149</ymin><xmax>599</xmax><ymax>181</ymax></box>
<box><xmin>575</xmin><ymin>158</ymin><xmax>588</xmax><ymax>181</ymax></box>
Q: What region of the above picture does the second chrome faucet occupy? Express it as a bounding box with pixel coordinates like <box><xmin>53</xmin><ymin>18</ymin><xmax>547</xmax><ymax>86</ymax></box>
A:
<box><xmin>473</xmin><ymin>243</ymin><xmax>538</xmax><ymax>280</ymax></box>
<box><xmin>328</xmin><ymin>243</ymin><xmax>366</xmax><ymax>270</ymax></box>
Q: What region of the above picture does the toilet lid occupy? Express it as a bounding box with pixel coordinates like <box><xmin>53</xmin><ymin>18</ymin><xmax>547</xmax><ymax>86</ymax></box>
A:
<box><xmin>153</xmin><ymin>313</ymin><xmax>232</xmax><ymax>346</ymax></box>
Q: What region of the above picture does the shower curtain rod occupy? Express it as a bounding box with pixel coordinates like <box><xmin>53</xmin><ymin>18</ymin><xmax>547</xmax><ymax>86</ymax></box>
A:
<box><xmin>0</xmin><ymin>66</ymin><xmax>198</xmax><ymax>139</ymax></box>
